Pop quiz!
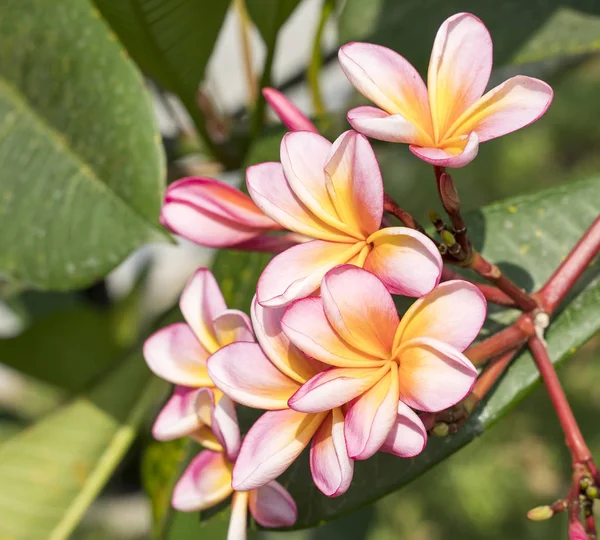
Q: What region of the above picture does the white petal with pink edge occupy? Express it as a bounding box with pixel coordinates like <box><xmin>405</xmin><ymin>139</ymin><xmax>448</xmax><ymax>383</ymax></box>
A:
<box><xmin>152</xmin><ymin>386</ymin><xmax>209</xmax><ymax>441</ymax></box>
<box><xmin>249</xmin><ymin>480</ymin><xmax>298</xmax><ymax>527</ymax></box>
<box><xmin>212</xmin><ymin>309</ymin><xmax>254</xmax><ymax>347</ymax></box>
<box><xmin>380</xmin><ymin>401</ymin><xmax>428</xmax><ymax>457</ymax></box>
<box><xmin>212</xmin><ymin>394</ymin><xmax>241</xmax><ymax>461</ymax></box>
<box><xmin>347</xmin><ymin>106</ymin><xmax>423</xmax><ymax>144</ymax></box>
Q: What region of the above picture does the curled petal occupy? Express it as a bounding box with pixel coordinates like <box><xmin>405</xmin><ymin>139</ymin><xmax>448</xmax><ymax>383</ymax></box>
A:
<box><xmin>409</xmin><ymin>131</ymin><xmax>479</xmax><ymax>168</ymax></box>
<box><xmin>233</xmin><ymin>409</ymin><xmax>326</xmax><ymax>491</ymax></box>
<box><xmin>252</xmin><ymin>298</ymin><xmax>324</xmax><ymax>384</ymax></box>
<box><xmin>396</xmin><ymin>337</ymin><xmax>477</xmax><ymax>412</ymax></box>
<box><xmin>345</xmin><ymin>363</ymin><xmax>399</xmax><ymax>460</ymax></box>
<box><xmin>288</xmin><ymin>364</ymin><xmax>389</xmax><ymax>413</ymax></box>
<box><xmin>394</xmin><ymin>280</ymin><xmax>487</xmax><ymax>353</ymax></box>
<box><xmin>256</xmin><ymin>239</ymin><xmax>365</xmax><ymax>307</ymax></box>
<box><xmin>208</xmin><ymin>342</ymin><xmax>300</xmax><ymax>410</ymax></box>
<box><xmin>227</xmin><ymin>490</ymin><xmax>249</xmax><ymax>540</ymax></box>
<box><xmin>161</xmin><ymin>177</ymin><xmax>278</xmax><ymax>248</ymax></box>
<box><xmin>347</xmin><ymin>106</ymin><xmax>422</xmax><ymax>144</ymax></box>
<box><xmin>179</xmin><ymin>268</ymin><xmax>227</xmax><ymax>353</ymax></box>
<box><xmin>249</xmin><ymin>480</ymin><xmax>298</xmax><ymax>527</ymax></box>
<box><xmin>428</xmin><ymin>12</ymin><xmax>492</xmax><ymax>139</ymax></box>
<box><xmin>310</xmin><ymin>408</ymin><xmax>354</xmax><ymax>497</ymax></box>
<box><xmin>323</xmin><ymin>130</ymin><xmax>383</xmax><ymax>237</ymax></box>
<box><xmin>212</xmin><ymin>395</ymin><xmax>241</xmax><ymax>461</ymax></box>
<box><xmin>212</xmin><ymin>309</ymin><xmax>254</xmax><ymax>347</ymax></box>
<box><xmin>143</xmin><ymin>323</ymin><xmax>211</xmax><ymax>387</ymax></box>
<box><xmin>338</xmin><ymin>42</ymin><xmax>432</xmax><ymax>144</ymax></box>
<box><xmin>263</xmin><ymin>87</ymin><xmax>318</xmax><ymax>133</ymax></box>
<box><xmin>171</xmin><ymin>450</ymin><xmax>233</xmax><ymax>512</ymax></box>
<box><xmin>321</xmin><ymin>265</ymin><xmax>399</xmax><ymax>358</ymax></box>
<box><xmin>365</xmin><ymin>227</ymin><xmax>442</xmax><ymax>296</ymax></box>
<box><xmin>380</xmin><ymin>401</ymin><xmax>428</xmax><ymax>458</ymax></box>
<box><xmin>152</xmin><ymin>386</ymin><xmax>212</xmax><ymax>441</ymax></box>
<box><xmin>283</xmin><ymin>296</ymin><xmax>386</xmax><ymax>368</ymax></box>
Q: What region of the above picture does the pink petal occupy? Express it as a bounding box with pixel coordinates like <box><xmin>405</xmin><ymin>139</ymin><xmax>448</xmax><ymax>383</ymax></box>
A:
<box><xmin>569</xmin><ymin>520</ymin><xmax>588</xmax><ymax>540</ymax></box>
<box><xmin>171</xmin><ymin>449</ymin><xmax>233</xmax><ymax>512</ymax></box>
<box><xmin>364</xmin><ymin>227</ymin><xmax>442</xmax><ymax>296</ymax></box>
<box><xmin>249</xmin><ymin>480</ymin><xmax>298</xmax><ymax>527</ymax></box>
<box><xmin>288</xmin><ymin>364</ymin><xmax>389</xmax><ymax>413</ymax></box>
<box><xmin>347</xmin><ymin>106</ymin><xmax>422</xmax><ymax>144</ymax></box>
<box><xmin>282</xmin><ymin>296</ymin><xmax>387</xmax><ymax>368</ymax></box>
<box><xmin>251</xmin><ymin>297</ymin><xmax>325</xmax><ymax>384</ymax></box>
<box><xmin>232</xmin><ymin>409</ymin><xmax>326</xmax><ymax>491</ymax></box>
<box><xmin>310</xmin><ymin>408</ymin><xmax>354</xmax><ymax>497</ymax></box>
<box><xmin>179</xmin><ymin>268</ymin><xmax>227</xmax><ymax>353</ymax></box>
<box><xmin>143</xmin><ymin>323</ymin><xmax>212</xmax><ymax>386</ymax></box>
<box><xmin>212</xmin><ymin>394</ymin><xmax>241</xmax><ymax>461</ymax></box>
<box><xmin>263</xmin><ymin>87</ymin><xmax>318</xmax><ymax>133</ymax></box>
<box><xmin>338</xmin><ymin>42</ymin><xmax>432</xmax><ymax>144</ymax></box>
<box><xmin>227</xmin><ymin>490</ymin><xmax>249</xmax><ymax>540</ymax></box>
<box><xmin>396</xmin><ymin>337</ymin><xmax>477</xmax><ymax>412</ymax></box>
<box><xmin>208</xmin><ymin>342</ymin><xmax>299</xmax><ymax>410</ymax></box>
<box><xmin>345</xmin><ymin>364</ymin><xmax>399</xmax><ymax>460</ymax></box>
<box><xmin>427</xmin><ymin>13</ymin><xmax>492</xmax><ymax>140</ymax></box>
<box><xmin>450</xmin><ymin>75</ymin><xmax>554</xmax><ymax>142</ymax></box>
<box><xmin>409</xmin><ymin>131</ymin><xmax>479</xmax><ymax>168</ymax></box>
<box><xmin>152</xmin><ymin>386</ymin><xmax>210</xmax><ymax>441</ymax></box>
<box><xmin>320</xmin><ymin>265</ymin><xmax>399</xmax><ymax>358</ymax></box>
<box><xmin>161</xmin><ymin>177</ymin><xmax>278</xmax><ymax>248</ymax></box>
<box><xmin>246</xmin><ymin>162</ymin><xmax>349</xmax><ymax>242</ymax></box>
<box><xmin>394</xmin><ymin>280</ymin><xmax>487</xmax><ymax>353</ymax></box>
<box><xmin>212</xmin><ymin>309</ymin><xmax>254</xmax><ymax>347</ymax></box>
<box><xmin>380</xmin><ymin>401</ymin><xmax>428</xmax><ymax>458</ymax></box>
<box><xmin>256</xmin><ymin>239</ymin><xmax>365</xmax><ymax>307</ymax></box>
<box><xmin>323</xmin><ymin>130</ymin><xmax>383</xmax><ymax>237</ymax></box>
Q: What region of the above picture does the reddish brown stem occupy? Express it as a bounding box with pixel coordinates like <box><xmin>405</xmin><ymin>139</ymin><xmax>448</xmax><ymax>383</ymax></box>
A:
<box><xmin>586</xmin><ymin>512</ymin><xmax>597</xmax><ymax>540</ymax></box>
<box><xmin>469</xmin><ymin>348</ymin><xmax>519</xmax><ymax>405</ymax></box>
<box><xmin>383</xmin><ymin>193</ymin><xmax>429</xmax><ymax>237</ymax></box>
<box><xmin>536</xmin><ymin>216</ymin><xmax>600</xmax><ymax>314</ymax></box>
<box><xmin>441</xmin><ymin>266</ymin><xmax>516</xmax><ymax>307</ymax></box>
<box><xmin>529</xmin><ymin>335</ymin><xmax>592</xmax><ymax>465</ymax></box>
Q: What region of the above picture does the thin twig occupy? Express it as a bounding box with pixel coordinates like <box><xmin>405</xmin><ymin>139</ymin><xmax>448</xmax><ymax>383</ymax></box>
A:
<box><xmin>441</xmin><ymin>266</ymin><xmax>516</xmax><ymax>307</ymax></box>
<box><xmin>383</xmin><ymin>194</ymin><xmax>431</xmax><ymax>238</ymax></box>
<box><xmin>307</xmin><ymin>0</ymin><xmax>334</xmax><ymax>116</ymax></box>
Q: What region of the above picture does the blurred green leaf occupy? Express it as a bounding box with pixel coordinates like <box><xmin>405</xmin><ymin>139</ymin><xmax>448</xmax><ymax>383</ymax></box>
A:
<box><xmin>338</xmin><ymin>1</ymin><xmax>600</xmax><ymax>70</ymax></box>
<box><xmin>246</xmin><ymin>0</ymin><xmax>302</xmax><ymax>47</ymax></box>
<box><xmin>93</xmin><ymin>0</ymin><xmax>230</xmax><ymax>103</ymax></box>
<box><xmin>0</xmin><ymin>350</ymin><xmax>165</xmax><ymax>539</ymax></box>
<box><xmin>0</xmin><ymin>0</ymin><xmax>166</xmax><ymax>291</ymax></box>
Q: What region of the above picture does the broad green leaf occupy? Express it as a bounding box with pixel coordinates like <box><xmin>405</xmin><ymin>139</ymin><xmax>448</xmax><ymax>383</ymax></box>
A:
<box><xmin>0</xmin><ymin>0</ymin><xmax>165</xmax><ymax>290</ymax></box>
<box><xmin>338</xmin><ymin>1</ymin><xmax>600</xmax><ymax>70</ymax></box>
<box><xmin>274</xmin><ymin>176</ymin><xmax>600</xmax><ymax>528</ymax></box>
<box><xmin>92</xmin><ymin>0</ymin><xmax>230</xmax><ymax>102</ymax></box>
<box><xmin>0</xmin><ymin>350</ymin><xmax>165</xmax><ymax>539</ymax></box>
<box><xmin>246</xmin><ymin>0</ymin><xmax>303</xmax><ymax>47</ymax></box>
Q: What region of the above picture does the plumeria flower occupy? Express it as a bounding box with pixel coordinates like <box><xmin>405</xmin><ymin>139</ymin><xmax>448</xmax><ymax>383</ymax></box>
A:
<box><xmin>171</xmin><ymin>392</ymin><xmax>297</xmax><ymax>539</ymax></box>
<box><xmin>208</xmin><ymin>298</ymin><xmax>359</xmax><ymax>497</ymax></box>
<box><xmin>143</xmin><ymin>268</ymin><xmax>254</xmax><ymax>459</ymax></box>
<box><xmin>281</xmin><ymin>265</ymin><xmax>486</xmax><ymax>460</ymax></box>
<box><xmin>338</xmin><ymin>12</ymin><xmax>553</xmax><ymax>167</ymax></box>
<box><xmin>247</xmin><ymin>129</ymin><xmax>442</xmax><ymax>306</ymax></box>
<box><xmin>263</xmin><ymin>87</ymin><xmax>319</xmax><ymax>133</ymax></box>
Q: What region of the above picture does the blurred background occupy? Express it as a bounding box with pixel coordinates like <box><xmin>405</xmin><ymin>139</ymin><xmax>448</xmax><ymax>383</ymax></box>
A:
<box><xmin>1</xmin><ymin>0</ymin><xmax>600</xmax><ymax>538</ymax></box>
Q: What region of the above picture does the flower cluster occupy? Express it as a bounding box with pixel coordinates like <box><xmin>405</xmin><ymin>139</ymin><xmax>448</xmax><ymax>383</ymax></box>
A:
<box><xmin>145</xmin><ymin>12</ymin><xmax>552</xmax><ymax>538</ymax></box>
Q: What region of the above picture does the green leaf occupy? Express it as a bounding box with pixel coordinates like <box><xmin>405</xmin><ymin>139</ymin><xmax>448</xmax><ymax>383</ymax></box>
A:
<box><xmin>0</xmin><ymin>350</ymin><xmax>165</xmax><ymax>539</ymax></box>
<box><xmin>92</xmin><ymin>0</ymin><xmax>230</xmax><ymax>102</ymax></box>
<box><xmin>246</xmin><ymin>0</ymin><xmax>302</xmax><ymax>47</ymax></box>
<box><xmin>0</xmin><ymin>0</ymin><xmax>166</xmax><ymax>290</ymax></box>
<box><xmin>271</xmin><ymin>176</ymin><xmax>600</xmax><ymax>528</ymax></box>
<box><xmin>338</xmin><ymin>1</ymin><xmax>600</xmax><ymax>70</ymax></box>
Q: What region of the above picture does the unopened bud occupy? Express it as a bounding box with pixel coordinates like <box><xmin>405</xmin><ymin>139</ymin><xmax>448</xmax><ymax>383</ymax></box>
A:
<box><xmin>580</xmin><ymin>478</ymin><xmax>591</xmax><ymax>490</ymax></box>
<box><xmin>441</xmin><ymin>230</ymin><xmax>456</xmax><ymax>246</ymax></box>
<box><xmin>428</xmin><ymin>210</ymin><xmax>441</xmax><ymax>223</ymax></box>
<box><xmin>431</xmin><ymin>422</ymin><xmax>449</xmax><ymax>437</ymax></box>
<box><xmin>438</xmin><ymin>172</ymin><xmax>461</xmax><ymax>214</ymax></box>
<box><xmin>527</xmin><ymin>506</ymin><xmax>554</xmax><ymax>521</ymax></box>
<box><xmin>585</xmin><ymin>486</ymin><xmax>598</xmax><ymax>499</ymax></box>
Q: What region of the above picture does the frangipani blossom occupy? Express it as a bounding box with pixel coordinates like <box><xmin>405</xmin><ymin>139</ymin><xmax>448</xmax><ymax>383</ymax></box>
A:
<box><xmin>208</xmin><ymin>298</ymin><xmax>358</xmax><ymax>497</ymax></box>
<box><xmin>338</xmin><ymin>12</ymin><xmax>553</xmax><ymax>167</ymax></box>
<box><xmin>282</xmin><ymin>266</ymin><xmax>486</xmax><ymax>459</ymax></box>
<box><xmin>263</xmin><ymin>87</ymin><xmax>319</xmax><ymax>133</ymax></box>
<box><xmin>171</xmin><ymin>391</ymin><xmax>297</xmax><ymax>539</ymax></box>
<box><xmin>143</xmin><ymin>268</ymin><xmax>254</xmax><ymax>459</ymax></box>
<box><xmin>247</xmin><ymin>130</ymin><xmax>442</xmax><ymax>306</ymax></box>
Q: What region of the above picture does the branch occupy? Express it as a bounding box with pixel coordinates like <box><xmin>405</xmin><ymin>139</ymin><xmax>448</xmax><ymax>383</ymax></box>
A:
<box><xmin>441</xmin><ymin>266</ymin><xmax>516</xmax><ymax>307</ymax></box>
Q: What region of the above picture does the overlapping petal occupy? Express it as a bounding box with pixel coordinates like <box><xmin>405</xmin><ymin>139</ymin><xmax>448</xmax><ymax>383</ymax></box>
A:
<box><xmin>152</xmin><ymin>386</ymin><xmax>208</xmax><ymax>441</ymax></box>
<box><xmin>171</xmin><ymin>450</ymin><xmax>233</xmax><ymax>512</ymax></box>
<box><xmin>347</xmin><ymin>106</ymin><xmax>422</xmax><ymax>144</ymax></box>
<box><xmin>212</xmin><ymin>309</ymin><xmax>254</xmax><ymax>347</ymax></box>
<box><xmin>365</xmin><ymin>228</ymin><xmax>443</xmax><ymax>296</ymax></box>
<box><xmin>263</xmin><ymin>87</ymin><xmax>319</xmax><ymax>133</ymax></box>
<box><xmin>396</xmin><ymin>337</ymin><xmax>477</xmax><ymax>412</ymax></box>
<box><xmin>233</xmin><ymin>409</ymin><xmax>327</xmax><ymax>491</ymax></box>
<box><xmin>212</xmin><ymin>394</ymin><xmax>241</xmax><ymax>461</ymax></box>
<box><xmin>249</xmin><ymin>481</ymin><xmax>298</xmax><ymax>527</ymax></box>
<box><xmin>394</xmin><ymin>280</ymin><xmax>487</xmax><ymax>352</ymax></box>
<box><xmin>310</xmin><ymin>408</ymin><xmax>354</xmax><ymax>497</ymax></box>
<box><xmin>409</xmin><ymin>131</ymin><xmax>479</xmax><ymax>168</ymax></box>
<box><xmin>380</xmin><ymin>401</ymin><xmax>428</xmax><ymax>457</ymax></box>
<box><xmin>143</xmin><ymin>323</ymin><xmax>212</xmax><ymax>387</ymax></box>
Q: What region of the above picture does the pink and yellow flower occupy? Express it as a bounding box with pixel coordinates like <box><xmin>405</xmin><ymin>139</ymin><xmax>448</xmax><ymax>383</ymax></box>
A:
<box><xmin>281</xmin><ymin>265</ymin><xmax>486</xmax><ymax>459</ymax></box>
<box><xmin>208</xmin><ymin>298</ymin><xmax>358</xmax><ymax>497</ymax></box>
<box><xmin>338</xmin><ymin>12</ymin><xmax>553</xmax><ymax>168</ymax></box>
<box><xmin>170</xmin><ymin>390</ymin><xmax>297</xmax><ymax>539</ymax></box>
<box><xmin>247</xmin><ymin>129</ymin><xmax>442</xmax><ymax>306</ymax></box>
